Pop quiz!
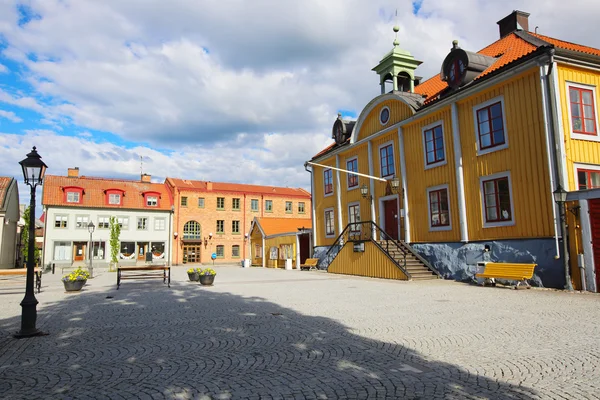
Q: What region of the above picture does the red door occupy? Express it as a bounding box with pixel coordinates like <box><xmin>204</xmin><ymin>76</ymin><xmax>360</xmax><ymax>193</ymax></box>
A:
<box><xmin>383</xmin><ymin>199</ymin><xmax>399</xmax><ymax>240</ymax></box>
<box><xmin>589</xmin><ymin>199</ymin><xmax>600</xmax><ymax>289</ymax></box>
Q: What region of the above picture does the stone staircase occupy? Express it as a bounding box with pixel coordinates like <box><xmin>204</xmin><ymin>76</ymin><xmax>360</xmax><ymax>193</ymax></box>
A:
<box><xmin>377</xmin><ymin>240</ymin><xmax>440</xmax><ymax>280</ymax></box>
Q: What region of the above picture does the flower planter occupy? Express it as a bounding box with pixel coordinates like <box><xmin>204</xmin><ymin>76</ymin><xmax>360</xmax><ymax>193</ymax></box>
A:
<box><xmin>63</xmin><ymin>279</ymin><xmax>87</xmax><ymax>292</ymax></box>
<box><xmin>199</xmin><ymin>275</ymin><xmax>215</xmax><ymax>286</ymax></box>
<box><xmin>188</xmin><ymin>272</ymin><xmax>199</xmax><ymax>282</ymax></box>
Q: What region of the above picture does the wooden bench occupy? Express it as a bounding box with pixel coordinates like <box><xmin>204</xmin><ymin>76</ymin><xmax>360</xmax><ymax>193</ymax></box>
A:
<box><xmin>0</xmin><ymin>268</ymin><xmax>42</xmax><ymax>293</ymax></box>
<box><xmin>476</xmin><ymin>262</ymin><xmax>537</xmax><ymax>289</ymax></box>
<box><xmin>300</xmin><ymin>258</ymin><xmax>319</xmax><ymax>271</ymax></box>
<box><xmin>117</xmin><ymin>266</ymin><xmax>170</xmax><ymax>289</ymax></box>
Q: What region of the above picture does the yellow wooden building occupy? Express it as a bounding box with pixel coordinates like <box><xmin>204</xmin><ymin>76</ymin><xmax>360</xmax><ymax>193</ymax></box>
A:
<box><xmin>248</xmin><ymin>217</ymin><xmax>312</xmax><ymax>269</ymax></box>
<box><xmin>306</xmin><ymin>10</ymin><xmax>600</xmax><ymax>290</ymax></box>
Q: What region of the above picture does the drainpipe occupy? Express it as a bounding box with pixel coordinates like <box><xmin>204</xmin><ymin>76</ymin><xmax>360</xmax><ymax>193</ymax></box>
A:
<box><xmin>304</xmin><ymin>162</ymin><xmax>316</xmax><ymax>249</ymax></box>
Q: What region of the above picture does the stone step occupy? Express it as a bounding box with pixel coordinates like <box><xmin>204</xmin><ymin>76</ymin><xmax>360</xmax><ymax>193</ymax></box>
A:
<box><xmin>411</xmin><ymin>275</ymin><xmax>439</xmax><ymax>280</ymax></box>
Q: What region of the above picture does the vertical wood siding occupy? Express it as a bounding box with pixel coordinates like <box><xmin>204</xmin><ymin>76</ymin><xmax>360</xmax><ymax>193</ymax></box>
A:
<box><xmin>403</xmin><ymin>107</ymin><xmax>460</xmax><ymax>242</ymax></box>
<box><xmin>328</xmin><ymin>242</ymin><xmax>409</xmax><ymax>280</ymax></box>
<box><xmin>313</xmin><ymin>158</ymin><xmax>338</xmax><ymax>245</ymax></box>
<box><xmin>264</xmin><ymin>235</ymin><xmax>297</xmax><ymax>268</ymax></box>
<box><xmin>457</xmin><ymin>69</ymin><xmax>553</xmax><ymax>240</ymax></box>
<box><xmin>338</xmin><ymin>144</ymin><xmax>371</xmax><ymax>227</ymax></box>
<box><xmin>556</xmin><ymin>65</ymin><xmax>600</xmax><ymax>190</ymax></box>
<box><xmin>370</xmin><ymin>132</ymin><xmax>402</xmax><ymax>225</ymax></box>
<box><xmin>356</xmin><ymin>99</ymin><xmax>414</xmax><ymax>142</ymax></box>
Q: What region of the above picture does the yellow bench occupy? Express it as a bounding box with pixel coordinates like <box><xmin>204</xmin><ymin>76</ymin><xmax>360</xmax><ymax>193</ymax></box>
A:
<box><xmin>476</xmin><ymin>262</ymin><xmax>537</xmax><ymax>289</ymax></box>
<box><xmin>300</xmin><ymin>258</ymin><xmax>319</xmax><ymax>271</ymax></box>
<box><xmin>0</xmin><ymin>268</ymin><xmax>42</xmax><ymax>293</ymax></box>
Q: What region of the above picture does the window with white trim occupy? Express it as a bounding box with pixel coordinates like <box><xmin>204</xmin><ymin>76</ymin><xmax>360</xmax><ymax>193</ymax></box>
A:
<box><xmin>75</xmin><ymin>215</ymin><xmax>89</xmax><ymax>229</ymax></box>
<box><xmin>298</xmin><ymin>202</ymin><xmax>305</xmax><ymax>213</ymax></box>
<box><xmin>251</xmin><ymin>199</ymin><xmax>259</xmax><ymax>211</ymax></box>
<box><xmin>146</xmin><ymin>196</ymin><xmax>158</xmax><ymax>207</ymax></box>
<box><xmin>137</xmin><ymin>217</ymin><xmax>148</xmax><ymax>230</ymax></box>
<box><xmin>347</xmin><ymin>158</ymin><xmax>358</xmax><ymax>188</ymax></box>
<box><xmin>285</xmin><ymin>201</ymin><xmax>293</xmax><ymax>213</ymax></box>
<box><xmin>117</xmin><ymin>216</ymin><xmax>129</xmax><ymax>230</ymax></box>
<box><xmin>473</xmin><ymin>96</ymin><xmax>508</xmax><ymax>155</ymax></box>
<box><xmin>98</xmin><ymin>216</ymin><xmax>110</xmax><ymax>229</ymax></box>
<box><xmin>379</xmin><ymin>143</ymin><xmax>395</xmax><ymax>177</ymax></box>
<box><xmin>481</xmin><ymin>172</ymin><xmax>514</xmax><ymax>227</ymax></box>
<box><xmin>324</xmin><ymin>208</ymin><xmax>335</xmax><ymax>237</ymax></box>
<box><xmin>54</xmin><ymin>215</ymin><xmax>68</xmax><ymax>228</ymax></box>
<box><xmin>154</xmin><ymin>217</ymin><xmax>166</xmax><ymax>231</ymax></box>
<box><xmin>109</xmin><ymin>193</ymin><xmax>121</xmax><ymax>205</ymax></box>
<box><xmin>324</xmin><ymin>169</ymin><xmax>333</xmax><ymax>195</ymax></box>
<box><xmin>423</xmin><ymin>123</ymin><xmax>445</xmax><ymax>166</ymax></box>
<box><xmin>568</xmin><ymin>83</ymin><xmax>598</xmax><ymax>140</ymax></box>
<box><xmin>577</xmin><ymin>167</ymin><xmax>600</xmax><ymax>190</ymax></box>
<box><xmin>427</xmin><ymin>185</ymin><xmax>451</xmax><ymax>231</ymax></box>
<box><xmin>67</xmin><ymin>191</ymin><xmax>80</xmax><ymax>203</ymax></box>
<box><xmin>348</xmin><ymin>203</ymin><xmax>361</xmax><ymax>233</ymax></box>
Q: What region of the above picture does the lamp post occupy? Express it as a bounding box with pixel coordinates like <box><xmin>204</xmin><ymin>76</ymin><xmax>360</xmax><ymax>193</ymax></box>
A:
<box><xmin>88</xmin><ymin>221</ymin><xmax>95</xmax><ymax>278</ymax></box>
<box><xmin>552</xmin><ymin>184</ymin><xmax>574</xmax><ymax>291</ymax></box>
<box><xmin>14</xmin><ymin>146</ymin><xmax>47</xmax><ymax>338</ymax></box>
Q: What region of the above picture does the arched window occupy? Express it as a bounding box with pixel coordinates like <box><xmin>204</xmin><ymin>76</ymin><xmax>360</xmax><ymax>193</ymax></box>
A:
<box><xmin>397</xmin><ymin>72</ymin><xmax>412</xmax><ymax>92</ymax></box>
<box><xmin>183</xmin><ymin>221</ymin><xmax>201</xmax><ymax>239</ymax></box>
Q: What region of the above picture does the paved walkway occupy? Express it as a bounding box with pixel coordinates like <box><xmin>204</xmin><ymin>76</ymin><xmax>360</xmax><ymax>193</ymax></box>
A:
<box><xmin>0</xmin><ymin>266</ymin><xmax>599</xmax><ymax>399</ymax></box>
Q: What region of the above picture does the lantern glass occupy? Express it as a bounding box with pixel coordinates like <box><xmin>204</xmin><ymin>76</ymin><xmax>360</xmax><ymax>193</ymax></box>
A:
<box><xmin>553</xmin><ymin>184</ymin><xmax>568</xmax><ymax>204</ymax></box>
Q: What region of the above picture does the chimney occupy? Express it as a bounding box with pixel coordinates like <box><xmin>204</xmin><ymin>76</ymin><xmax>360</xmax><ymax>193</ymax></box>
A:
<box><xmin>206</xmin><ymin>181</ymin><xmax>213</xmax><ymax>191</ymax></box>
<box><xmin>141</xmin><ymin>174</ymin><xmax>151</xmax><ymax>183</ymax></box>
<box><xmin>67</xmin><ymin>167</ymin><xmax>79</xmax><ymax>178</ymax></box>
<box><xmin>497</xmin><ymin>10</ymin><xmax>530</xmax><ymax>38</ymax></box>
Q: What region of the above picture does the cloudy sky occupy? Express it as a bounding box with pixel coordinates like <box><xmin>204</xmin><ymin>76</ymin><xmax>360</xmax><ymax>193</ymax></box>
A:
<box><xmin>1</xmin><ymin>0</ymin><xmax>599</xmax><ymax>206</ymax></box>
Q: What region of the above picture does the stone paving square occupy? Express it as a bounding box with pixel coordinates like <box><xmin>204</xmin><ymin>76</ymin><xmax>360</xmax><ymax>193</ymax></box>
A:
<box><xmin>0</xmin><ymin>266</ymin><xmax>599</xmax><ymax>399</ymax></box>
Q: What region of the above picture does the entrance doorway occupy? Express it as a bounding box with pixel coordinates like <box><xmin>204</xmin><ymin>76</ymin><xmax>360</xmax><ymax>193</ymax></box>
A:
<box><xmin>382</xmin><ymin>198</ymin><xmax>399</xmax><ymax>240</ymax></box>
<box><xmin>299</xmin><ymin>234</ymin><xmax>310</xmax><ymax>264</ymax></box>
<box><xmin>73</xmin><ymin>242</ymin><xmax>86</xmax><ymax>261</ymax></box>
<box><xmin>589</xmin><ymin>199</ymin><xmax>600</xmax><ymax>289</ymax></box>
<box><xmin>183</xmin><ymin>245</ymin><xmax>202</xmax><ymax>264</ymax></box>
<box><xmin>137</xmin><ymin>242</ymin><xmax>149</xmax><ymax>261</ymax></box>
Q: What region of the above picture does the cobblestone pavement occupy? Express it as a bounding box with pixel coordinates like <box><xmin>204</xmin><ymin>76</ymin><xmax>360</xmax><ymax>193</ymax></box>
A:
<box><xmin>1</xmin><ymin>266</ymin><xmax>599</xmax><ymax>399</ymax></box>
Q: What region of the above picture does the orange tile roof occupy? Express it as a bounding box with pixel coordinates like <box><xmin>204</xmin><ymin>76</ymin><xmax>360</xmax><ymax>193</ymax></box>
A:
<box><xmin>42</xmin><ymin>175</ymin><xmax>173</xmax><ymax>210</ymax></box>
<box><xmin>255</xmin><ymin>217</ymin><xmax>312</xmax><ymax>237</ymax></box>
<box><xmin>0</xmin><ymin>177</ymin><xmax>13</xmax><ymax>210</ymax></box>
<box><xmin>168</xmin><ymin>178</ymin><xmax>311</xmax><ymax>198</ymax></box>
<box><xmin>530</xmin><ymin>32</ymin><xmax>600</xmax><ymax>57</ymax></box>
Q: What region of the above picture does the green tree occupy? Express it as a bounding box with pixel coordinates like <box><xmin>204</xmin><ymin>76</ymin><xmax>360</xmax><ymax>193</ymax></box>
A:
<box><xmin>109</xmin><ymin>216</ymin><xmax>121</xmax><ymax>271</ymax></box>
<box><xmin>20</xmin><ymin>206</ymin><xmax>41</xmax><ymax>265</ymax></box>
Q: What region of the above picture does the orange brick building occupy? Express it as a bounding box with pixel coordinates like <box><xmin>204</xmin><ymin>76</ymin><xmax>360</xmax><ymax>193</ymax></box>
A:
<box><xmin>166</xmin><ymin>179</ymin><xmax>311</xmax><ymax>265</ymax></box>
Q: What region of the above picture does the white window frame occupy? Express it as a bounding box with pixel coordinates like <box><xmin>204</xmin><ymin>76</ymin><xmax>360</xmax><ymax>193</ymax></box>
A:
<box><xmin>146</xmin><ymin>196</ymin><xmax>158</xmax><ymax>207</ymax></box>
<box><xmin>251</xmin><ymin>199</ymin><xmax>259</xmax><ymax>211</ymax></box>
<box><xmin>154</xmin><ymin>217</ymin><xmax>166</xmax><ymax>231</ymax></box>
<box><xmin>198</xmin><ymin>197</ymin><xmax>205</xmax><ymax>208</ymax></box>
<box><xmin>324</xmin><ymin>207</ymin><xmax>335</xmax><ymax>238</ymax></box>
<box><xmin>348</xmin><ymin>202</ymin><xmax>361</xmax><ymax>233</ymax></box>
<box><xmin>54</xmin><ymin>214</ymin><xmax>68</xmax><ymax>229</ymax></box>
<box><xmin>323</xmin><ymin>168</ymin><xmax>334</xmax><ymax>197</ymax></box>
<box><xmin>298</xmin><ymin>202</ymin><xmax>305</xmax><ymax>214</ymax></box>
<box><xmin>117</xmin><ymin>216</ymin><xmax>129</xmax><ymax>230</ymax></box>
<box><xmin>379</xmin><ymin>106</ymin><xmax>391</xmax><ymax>125</ymax></box>
<box><xmin>285</xmin><ymin>201</ymin><xmax>293</xmax><ymax>213</ymax></box>
<box><xmin>137</xmin><ymin>217</ymin><xmax>148</xmax><ymax>231</ymax></box>
<box><xmin>108</xmin><ymin>193</ymin><xmax>121</xmax><ymax>205</ymax></box>
<box><xmin>422</xmin><ymin>120</ymin><xmax>448</xmax><ymax>170</ymax></box>
<box><xmin>98</xmin><ymin>216</ymin><xmax>110</xmax><ymax>229</ymax></box>
<box><xmin>75</xmin><ymin>215</ymin><xmax>89</xmax><ymax>229</ymax></box>
<box><xmin>573</xmin><ymin>162</ymin><xmax>600</xmax><ymax>190</ymax></box>
<box><xmin>566</xmin><ymin>81</ymin><xmax>600</xmax><ymax>142</ymax></box>
<box><xmin>473</xmin><ymin>95</ymin><xmax>509</xmax><ymax>156</ymax></box>
<box><xmin>378</xmin><ymin>140</ymin><xmax>396</xmax><ymax>178</ymax></box>
<box><xmin>66</xmin><ymin>191</ymin><xmax>80</xmax><ymax>203</ymax></box>
<box><xmin>265</xmin><ymin>200</ymin><xmax>273</xmax><ymax>212</ymax></box>
<box><xmin>346</xmin><ymin>156</ymin><xmax>359</xmax><ymax>190</ymax></box>
<box><xmin>426</xmin><ymin>184</ymin><xmax>452</xmax><ymax>232</ymax></box>
<box><xmin>479</xmin><ymin>171</ymin><xmax>515</xmax><ymax>228</ymax></box>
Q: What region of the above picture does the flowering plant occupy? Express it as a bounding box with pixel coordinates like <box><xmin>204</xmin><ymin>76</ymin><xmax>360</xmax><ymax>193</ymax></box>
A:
<box><xmin>62</xmin><ymin>267</ymin><xmax>90</xmax><ymax>282</ymax></box>
<box><xmin>199</xmin><ymin>268</ymin><xmax>216</xmax><ymax>276</ymax></box>
<box><xmin>187</xmin><ymin>268</ymin><xmax>202</xmax><ymax>274</ymax></box>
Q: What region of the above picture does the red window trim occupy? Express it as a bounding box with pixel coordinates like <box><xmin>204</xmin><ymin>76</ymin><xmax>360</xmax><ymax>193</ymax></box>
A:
<box><xmin>62</xmin><ymin>186</ymin><xmax>84</xmax><ymax>204</ymax></box>
<box><xmin>105</xmin><ymin>189</ymin><xmax>125</xmax><ymax>206</ymax></box>
<box><xmin>324</xmin><ymin>169</ymin><xmax>333</xmax><ymax>195</ymax></box>
<box><xmin>482</xmin><ymin>177</ymin><xmax>510</xmax><ymax>223</ymax></box>
<box><xmin>380</xmin><ymin>144</ymin><xmax>395</xmax><ymax>177</ymax></box>
<box><xmin>424</xmin><ymin>125</ymin><xmax>445</xmax><ymax>165</ymax></box>
<box><xmin>569</xmin><ymin>86</ymin><xmax>597</xmax><ymax>135</ymax></box>
<box><xmin>142</xmin><ymin>191</ymin><xmax>161</xmax><ymax>207</ymax></box>
<box><xmin>577</xmin><ymin>168</ymin><xmax>600</xmax><ymax>190</ymax></box>
<box><xmin>429</xmin><ymin>189</ymin><xmax>449</xmax><ymax>227</ymax></box>
<box><xmin>476</xmin><ymin>101</ymin><xmax>505</xmax><ymax>150</ymax></box>
<box><xmin>347</xmin><ymin>159</ymin><xmax>358</xmax><ymax>188</ymax></box>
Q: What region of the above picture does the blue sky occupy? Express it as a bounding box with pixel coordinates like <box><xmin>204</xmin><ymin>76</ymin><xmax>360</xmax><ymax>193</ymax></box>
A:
<box><xmin>1</xmin><ymin>0</ymin><xmax>599</xmax><ymax>209</ymax></box>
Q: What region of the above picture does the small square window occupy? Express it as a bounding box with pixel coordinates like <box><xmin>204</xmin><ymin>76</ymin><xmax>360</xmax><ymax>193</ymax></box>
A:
<box><xmin>109</xmin><ymin>193</ymin><xmax>121</xmax><ymax>205</ymax></box>
<box><xmin>154</xmin><ymin>218</ymin><xmax>166</xmax><ymax>231</ymax></box>
<box><xmin>67</xmin><ymin>192</ymin><xmax>80</xmax><ymax>203</ymax></box>
<box><xmin>98</xmin><ymin>216</ymin><xmax>110</xmax><ymax>229</ymax></box>
<box><xmin>117</xmin><ymin>216</ymin><xmax>129</xmax><ymax>230</ymax></box>
<box><xmin>146</xmin><ymin>196</ymin><xmax>158</xmax><ymax>207</ymax></box>
<box><xmin>75</xmin><ymin>215</ymin><xmax>89</xmax><ymax>229</ymax></box>
<box><xmin>137</xmin><ymin>217</ymin><xmax>148</xmax><ymax>230</ymax></box>
<box><xmin>54</xmin><ymin>215</ymin><xmax>68</xmax><ymax>228</ymax></box>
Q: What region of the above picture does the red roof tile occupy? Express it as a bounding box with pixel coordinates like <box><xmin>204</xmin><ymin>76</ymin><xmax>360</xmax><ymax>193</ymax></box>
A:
<box><xmin>168</xmin><ymin>178</ymin><xmax>310</xmax><ymax>198</ymax></box>
<box><xmin>42</xmin><ymin>175</ymin><xmax>173</xmax><ymax>210</ymax></box>
<box><xmin>530</xmin><ymin>32</ymin><xmax>600</xmax><ymax>57</ymax></box>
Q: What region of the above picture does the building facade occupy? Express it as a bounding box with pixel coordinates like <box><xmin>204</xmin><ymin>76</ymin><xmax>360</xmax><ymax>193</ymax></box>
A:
<box><xmin>0</xmin><ymin>177</ymin><xmax>20</xmax><ymax>269</ymax></box>
<box><xmin>307</xmin><ymin>10</ymin><xmax>600</xmax><ymax>289</ymax></box>
<box><xmin>166</xmin><ymin>178</ymin><xmax>311</xmax><ymax>265</ymax></box>
<box><xmin>42</xmin><ymin>169</ymin><xmax>174</xmax><ymax>269</ymax></box>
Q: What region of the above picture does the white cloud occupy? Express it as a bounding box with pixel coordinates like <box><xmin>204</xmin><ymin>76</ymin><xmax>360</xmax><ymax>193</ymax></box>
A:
<box><xmin>0</xmin><ymin>63</ymin><xmax>7</xmax><ymax>73</ymax></box>
<box><xmin>0</xmin><ymin>109</ymin><xmax>23</xmax><ymax>123</ymax></box>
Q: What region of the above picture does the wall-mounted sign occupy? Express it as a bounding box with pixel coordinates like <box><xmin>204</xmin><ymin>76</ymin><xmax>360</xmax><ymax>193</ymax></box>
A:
<box><xmin>269</xmin><ymin>247</ymin><xmax>278</xmax><ymax>260</ymax></box>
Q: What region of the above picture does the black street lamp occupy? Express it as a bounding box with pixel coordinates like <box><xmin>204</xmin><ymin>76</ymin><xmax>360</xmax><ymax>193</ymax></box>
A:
<box><xmin>14</xmin><ymin>146</ymin><xmax>47</xmax><ymax>338</ymax></box>
<box><xmin>88</xmin><ymin>221</ymin><xmax>95</xmax><ymax>278</ymax></box>
<box><xmin>552</xmin><ymin>184</ymin><xmax>574</xmax><ymax>291</ymax></box>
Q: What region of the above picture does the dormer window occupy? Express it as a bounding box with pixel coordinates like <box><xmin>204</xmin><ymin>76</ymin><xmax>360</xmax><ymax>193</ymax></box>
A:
<box><xmin>142</xmin><ymin>191</ymin><xmax>161</xmax><ymax>207</ymax></box>
<box><xmin>105</xmin><ymin>189</ymin><xmax>125</xmax><ymax>206</ymax></box>
<box><xmin>63</xmin><ymin>186</ymin><xmax>84</xmax><ymax>204</ymax></box>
